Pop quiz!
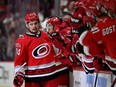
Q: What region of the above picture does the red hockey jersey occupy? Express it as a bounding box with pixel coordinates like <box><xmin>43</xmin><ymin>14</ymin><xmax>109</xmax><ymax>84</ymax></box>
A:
<box><xmin>79</xmin><ymin>16</ymin><xmax>116</xmax><ymax>71</ymax></box>
<box><xmin>14</xmin><ymin>30</ymin><xmax>68</xmax><ymax>82</ymax></box>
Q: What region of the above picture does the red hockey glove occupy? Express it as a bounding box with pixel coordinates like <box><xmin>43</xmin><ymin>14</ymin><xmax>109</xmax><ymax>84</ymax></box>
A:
<box><xmin>13</xmin><ymin>72</ymin><xmax>24</xmax><ymax>87</ymax></box>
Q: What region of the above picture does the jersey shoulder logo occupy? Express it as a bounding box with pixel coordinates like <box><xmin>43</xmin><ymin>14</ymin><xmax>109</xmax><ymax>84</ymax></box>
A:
<box><xmin>32</xmin><ymin>43</ymin><xmax>51</xmax><ymax>59</ymax></box>
<box><xmin>15</xmin><ymin>43</ymin><xmax>21</xmax><ymax>56</ymax></box>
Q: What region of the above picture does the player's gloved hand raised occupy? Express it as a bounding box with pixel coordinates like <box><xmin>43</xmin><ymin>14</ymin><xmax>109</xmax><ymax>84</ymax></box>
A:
<box><xmin>13</xmin><ymin>72</ymin><xmax>24</xmax><ymax>87</ymax></box>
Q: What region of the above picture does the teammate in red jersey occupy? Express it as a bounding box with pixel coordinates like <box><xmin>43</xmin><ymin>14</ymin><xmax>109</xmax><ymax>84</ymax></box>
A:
<box><xmin>79</xmin><ymin>0</ymin><xmax>116</xmax><ymax>75</ymax></box>
<box><xmin>46</xmin><ymin>17</ymin><xmax>79</xmax><ymax>70</ymax></box>
<box><xmin>13</xmin><ymin>12</ymin><xmax>69</xmax><ymax>87</ymax></box>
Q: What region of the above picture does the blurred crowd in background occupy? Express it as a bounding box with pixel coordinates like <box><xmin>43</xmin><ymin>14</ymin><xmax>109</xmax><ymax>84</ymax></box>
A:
<box><xmin>0</xmin><ymin>0</ymin><xmax>75</xmax><ymax>61</ymax></box>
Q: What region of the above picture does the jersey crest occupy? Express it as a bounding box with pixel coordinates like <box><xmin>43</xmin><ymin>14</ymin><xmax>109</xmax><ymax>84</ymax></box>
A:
<box><xmin>32</xmin><ymin>43</ymin><xmax>51</xmax><ymax>59</ymax></box>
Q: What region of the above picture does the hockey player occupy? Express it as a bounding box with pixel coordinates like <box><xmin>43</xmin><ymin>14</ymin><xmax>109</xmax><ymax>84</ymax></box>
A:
<box><xmin>46</xmin><ymin>17</ymin><xmax>79</xmax><ymax>70</ymax></box>
<box><xmin>78</xmin><ymin>0</ymin><xmax>116</xmax><ymax>75</ymax></box>
<box><xmin>13</xmin><ymin>12</ymin><xmax>69</xmax><ymax>87</ymax></box>
<box><xmin>69</xmin><ymin>0</ymin><xmax>97</xmax><ymax>74</ymax></box>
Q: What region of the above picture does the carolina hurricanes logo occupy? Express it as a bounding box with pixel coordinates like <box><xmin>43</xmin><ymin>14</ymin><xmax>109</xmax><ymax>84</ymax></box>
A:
<box><xmin>32</xmin><ymin>43</ymin><xmax>51</xmax><ymax>59</ymax></box>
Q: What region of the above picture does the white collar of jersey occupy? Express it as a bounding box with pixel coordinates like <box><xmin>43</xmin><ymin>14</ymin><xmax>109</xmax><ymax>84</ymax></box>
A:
<box><xmin>26</xmin><ymin>31</ymin><xmax>41</xmax><ymax>37</ymax></box>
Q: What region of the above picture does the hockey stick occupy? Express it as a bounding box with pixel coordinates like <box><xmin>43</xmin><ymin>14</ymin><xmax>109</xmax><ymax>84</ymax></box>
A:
<box><xmin>94</xmin><ymin>71</ymin><xmax>99</xmax><ymax>87</ymax></box>
<box><xmin>17</xmin><ymin>62</ymin><xmax>27</xmax><ymax>72</ymax></box>
<box><xmin>111</xmin><ymin>78</ymin><xmax>116</xmax><ymax>87</ymax></box>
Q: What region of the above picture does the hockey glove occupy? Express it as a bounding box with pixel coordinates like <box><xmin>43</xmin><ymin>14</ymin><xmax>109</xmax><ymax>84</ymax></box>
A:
<box><xmin>13</xmin><ymin>72</ymin><xmax>24</xmax><ymax>87</ymax></box>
